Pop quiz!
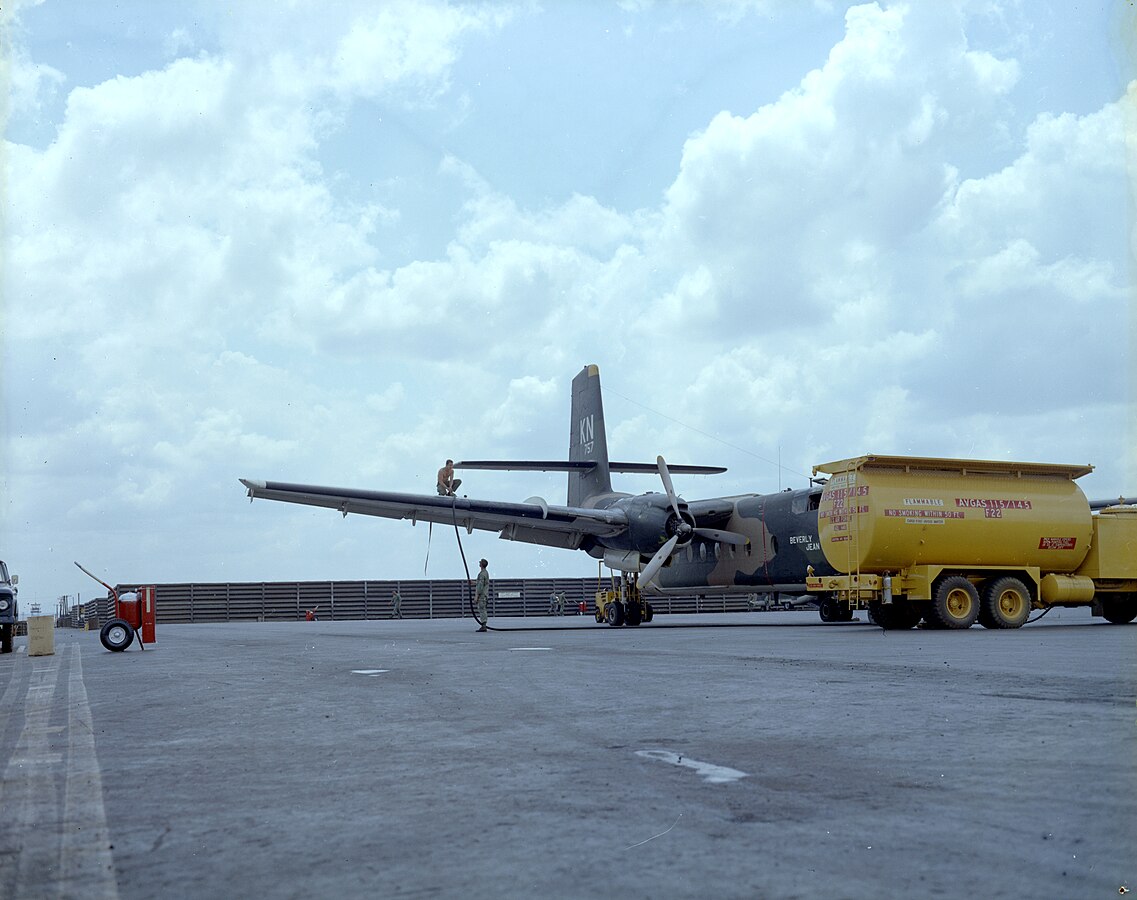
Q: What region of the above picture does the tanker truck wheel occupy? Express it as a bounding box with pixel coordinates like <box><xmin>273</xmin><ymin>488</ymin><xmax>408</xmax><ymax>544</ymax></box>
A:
<box><xmin>929</xmin><ymin>576</ymin><xmax>979</xmax><ymax>629</ymax></box>
<box><xmin>979</xmin><ymin>577</ymin><xmax>1032</xmax><ymax>629</ymax></box>
<box><xmin>1101</xmin><ymin>594</ymin><xmax>1137</xmax><ymax>624</ymax></box>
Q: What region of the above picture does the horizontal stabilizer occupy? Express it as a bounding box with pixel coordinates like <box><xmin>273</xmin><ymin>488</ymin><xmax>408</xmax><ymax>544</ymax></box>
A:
<box><xmin>457</xmin><ymin>460</ymin><xmax>725</xmax><ymax>475</ymax></box>
<box><xmin>1090</xmin><ymin>496</ymin><xmax>1137</xmax><ymax>509</ymax></box>
<box><xmin>609</xmin><ymin>462</ymin><xmax>726</xmax><ymax>475</ymax></box>
<box><xmin>456</xmin><ymin>460</ymin><xmax>597</xmax><ymax>472</ymax></box>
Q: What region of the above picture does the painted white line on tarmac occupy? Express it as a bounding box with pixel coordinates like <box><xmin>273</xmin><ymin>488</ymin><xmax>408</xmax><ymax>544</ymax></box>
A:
<box><xmin>351</xmin><ymin>669</ymin><xmax>389</xmax><ymax>676</ymax></box>
<box><xmin>61</xmin><ymin>643</ymin><xmax>119</xmax><ymax>897</ymax></box>
<box><xmin>636</xmin><ymin>749</ymin><xmax>749</xmax><ymax>784</ymax></box>
<box><xmin>0</xmin><ymin>644</ymin><xmax>119</xmax><ymax>899</ymax></box>
<box><xmin>509</xmin><ymin>647</ymin><xmax>552</xmax><ymax>652</ymax></box>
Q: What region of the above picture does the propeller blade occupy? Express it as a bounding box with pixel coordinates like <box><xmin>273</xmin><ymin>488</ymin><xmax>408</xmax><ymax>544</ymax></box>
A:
<box><xmin>656</xmin><ymin>455</ymin><xmax>683</xmax><ymax>520</ymax></box>
<box><xmin>639</xmin><ymin>534</ymin><xmax>679</xmax><ymax>587</ymax></box>
<box><xmin>693</xmin><ymin>527</ymin><xmax>750</xmax><ymax>546</ymax></box>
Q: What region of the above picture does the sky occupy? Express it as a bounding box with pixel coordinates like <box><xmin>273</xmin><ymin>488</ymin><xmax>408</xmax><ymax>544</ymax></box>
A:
<box><xmin>2</xmin><ymin>0</ymin><xmax>1135</xmax><ymax>609</ymax></box>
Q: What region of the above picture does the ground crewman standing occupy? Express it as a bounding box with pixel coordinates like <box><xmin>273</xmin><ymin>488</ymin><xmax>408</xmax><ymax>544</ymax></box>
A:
<box><xmin>474</xmin><ymin>558</ymin><xmax>490</xmax><ymax>632</ymax></box>
<box><xmin>391</xmin><ymin>589</ymin><xmax>402</xmax><ymax>619</ymax></box>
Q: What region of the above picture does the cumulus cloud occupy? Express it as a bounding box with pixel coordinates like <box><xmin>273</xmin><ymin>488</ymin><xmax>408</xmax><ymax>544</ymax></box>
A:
<box><xmin>2</xmin><ymin>0</ymin><xmax>1131</xmax><ymax>602</ymax></box>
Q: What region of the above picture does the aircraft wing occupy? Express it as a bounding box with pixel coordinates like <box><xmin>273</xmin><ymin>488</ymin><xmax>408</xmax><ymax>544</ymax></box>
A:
<box><xmin>239</xmin><ymin>479</ymin><xmax>628</xmax><ymax>549</ymax></box>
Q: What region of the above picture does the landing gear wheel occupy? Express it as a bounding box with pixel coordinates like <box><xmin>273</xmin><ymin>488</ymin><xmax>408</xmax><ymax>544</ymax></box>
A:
<box><xmin>868</xmin><ymin>601</ymin><xmax>920</xmax><ymax>630</ymax></box>
<box><xmin>1101</xmin><ymin>594</ymin><xmax>1137</xmax><ymax>624</ymax></box>
<box><xmin>900</xmin><ymin>604</ymin><xmax>922</xmax><ymax>629</ymax></box>
<box><xmin>818</xmin><ymin>596</ymin><xmax>840</xmax><ymax>622</ymax></box>
<box><xmin>624</xmin><ymin>601</ymin><xmax>642</xmax><ymax>627</ymax></box>
<box><xmin>920</xmin><ymin>602</ymin><xmax>943</xmax><ymax>628</ymax></box>
<box><xmin>929</xmin><ymin>576</ymin><xmax>979</xmax><ymax>629</ymax></box>
<box><xmin>605</xmin><ymin>601</ymin><xmax>625</xmax><ymax>627</ymax></box>
<box><xmin>100</xmin><ymin>618</ymin><xmax>135</xmax><ymax>652</ymax></box>
<box><xmin>980</xmin><ymin>577</ymin><xmax>1032</xmax><ymax>629</ymax></box>
<box><xmin>642</xmin><ymin>602</ymin><xmax>654</xmax><ymax>623</ymax></box>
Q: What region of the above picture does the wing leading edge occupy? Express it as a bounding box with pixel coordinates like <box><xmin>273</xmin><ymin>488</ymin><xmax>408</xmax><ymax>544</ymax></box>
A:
<box><xmin>239</xmin><ymin>479</ymin><xmax>628</xmax><ymax>549</ymax></box>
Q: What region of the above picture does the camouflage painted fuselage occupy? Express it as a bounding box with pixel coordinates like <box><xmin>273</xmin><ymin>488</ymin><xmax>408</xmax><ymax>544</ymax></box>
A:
<box><xmin>652</xmin><ymin>486</ymin><xmax>836</xmax><ymax>593</ymax></box>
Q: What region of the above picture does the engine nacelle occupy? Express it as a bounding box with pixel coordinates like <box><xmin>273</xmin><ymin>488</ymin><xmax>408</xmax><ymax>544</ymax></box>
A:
<box><xmin>622</xmin><ymin>495</ymin><xmax>693</xmax><ymax>553</ymax></box>
<box><xmin>603</xmin><ymin>550</ymin><xmax>645</xmax><ymax>572</ymax></box>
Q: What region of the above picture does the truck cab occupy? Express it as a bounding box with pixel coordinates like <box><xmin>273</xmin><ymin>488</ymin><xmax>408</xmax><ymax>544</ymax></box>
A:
<box><xmin>0</xmin><ymin>560</ymin><xmax>19</xmax><ymax>653</ymax></box>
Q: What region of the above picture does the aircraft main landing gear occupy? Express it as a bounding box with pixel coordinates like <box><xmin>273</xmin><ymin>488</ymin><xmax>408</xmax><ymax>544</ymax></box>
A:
<box><xmin>817</xmin><ymin>595</ymin><xmax>854</xmax><ymax>623</ymax></box>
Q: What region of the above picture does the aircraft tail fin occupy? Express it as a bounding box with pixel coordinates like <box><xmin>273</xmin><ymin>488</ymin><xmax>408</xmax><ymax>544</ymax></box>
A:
<box><xmin>457</xmin><ymin>365</ymin><xmax>723</xmax><ymax>505</ymax></box>
<box><xmin>568</xmin><ymin>365</ymin><xmax>613</xmax><ymax>506</ymax></box>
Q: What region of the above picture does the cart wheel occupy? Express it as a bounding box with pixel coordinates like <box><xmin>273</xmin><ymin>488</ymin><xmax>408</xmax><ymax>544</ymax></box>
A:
<box><xmin>100</xmin><ymin>618</ymin><xmax>135</xmax><ymax>652</ymax></box>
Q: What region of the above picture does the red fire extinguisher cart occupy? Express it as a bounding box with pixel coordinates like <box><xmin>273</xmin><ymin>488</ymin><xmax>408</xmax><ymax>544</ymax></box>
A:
<box><xmin>75</xmin><ymin>561</ymin><xmax>157</xmax><ymax>652</ymax></box>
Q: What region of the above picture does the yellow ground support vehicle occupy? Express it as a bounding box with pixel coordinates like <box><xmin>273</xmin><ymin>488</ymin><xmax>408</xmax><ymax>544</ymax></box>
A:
<box><xmin>804</xmin><ymin>455</ymin><xmax>1137</xmax><ymax>629</ymax></box>
<box><xmin>594</xmin><ymin>574</ymin><xmax>654</xmax><ymax>627</ymax></box>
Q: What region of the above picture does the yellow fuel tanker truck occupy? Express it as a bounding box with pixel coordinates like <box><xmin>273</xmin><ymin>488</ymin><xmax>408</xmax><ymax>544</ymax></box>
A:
<box><xmin>804</xmin><ymin>455</ymin><xmax>1137</xmax><ymax>629</ymax></box>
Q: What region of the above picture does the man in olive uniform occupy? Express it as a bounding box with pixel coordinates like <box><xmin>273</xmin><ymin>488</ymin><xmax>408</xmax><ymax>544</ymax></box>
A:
<box><xmin>474</xmin><ymin>558</ymin><xmax>490</xmax><ymax>632</ymax></box>
<box><xmin>391</xmin><ymin>588</ymin><xmax>402</xmax><ymax>619</ymax></box>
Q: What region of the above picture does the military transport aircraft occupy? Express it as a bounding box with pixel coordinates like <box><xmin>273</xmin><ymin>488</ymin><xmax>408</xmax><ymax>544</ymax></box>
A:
<box><xmin>240</xmin><ymin>365</ymin><xmax>844</xmax><ymax>624</ymax></box>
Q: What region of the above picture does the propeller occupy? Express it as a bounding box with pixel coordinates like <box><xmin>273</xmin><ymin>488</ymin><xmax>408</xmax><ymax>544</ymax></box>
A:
<box><xmin>656</xmin><ymin>456</ymin><xmax>749</xmax><ymax>545</ymax></box>
<box><xmin>657</xmin><ymin>456</ymin><xmax>683</xmax><ymax>522</ymax></box>
<box><xmin>639</xmin><ymin>534</ymin><xmax>679</xmax><ymax>587</ymax></box>
<box><xmin>637</xmin><ymin>457</ymin><xmax>751</xmax><ymax>587</ymax></box>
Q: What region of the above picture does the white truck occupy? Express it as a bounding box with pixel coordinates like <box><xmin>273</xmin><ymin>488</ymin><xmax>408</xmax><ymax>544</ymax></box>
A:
<box><xmin>0</xmin><ymin>560</ymin><xmax>19</xmax><ymax>653</ymax></box>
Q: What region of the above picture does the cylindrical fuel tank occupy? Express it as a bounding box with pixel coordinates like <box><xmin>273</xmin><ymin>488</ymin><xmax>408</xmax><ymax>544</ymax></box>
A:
<box><xmin>1039</xmin><ymin>574</ymin><xmax>1095</xmax><ymax>604</ymax></box>
<box><xmin>813</xmin><ymin>456</ymin><xmax>1093</xmax><ymax>575</ymax></box>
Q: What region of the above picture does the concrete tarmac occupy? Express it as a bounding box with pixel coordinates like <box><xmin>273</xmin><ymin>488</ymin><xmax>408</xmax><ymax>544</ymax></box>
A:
<box><xmin>1</xmin><ymin>609</ymin><xmax>1134</xmax><ymax>899</ymax></box>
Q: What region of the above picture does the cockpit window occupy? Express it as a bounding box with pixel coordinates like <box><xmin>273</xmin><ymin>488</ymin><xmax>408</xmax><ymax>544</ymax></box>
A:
<box><xmin>793</xmin><ymin>491</ymin><xmax>822</xmax><ymax>514</ymax></box>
